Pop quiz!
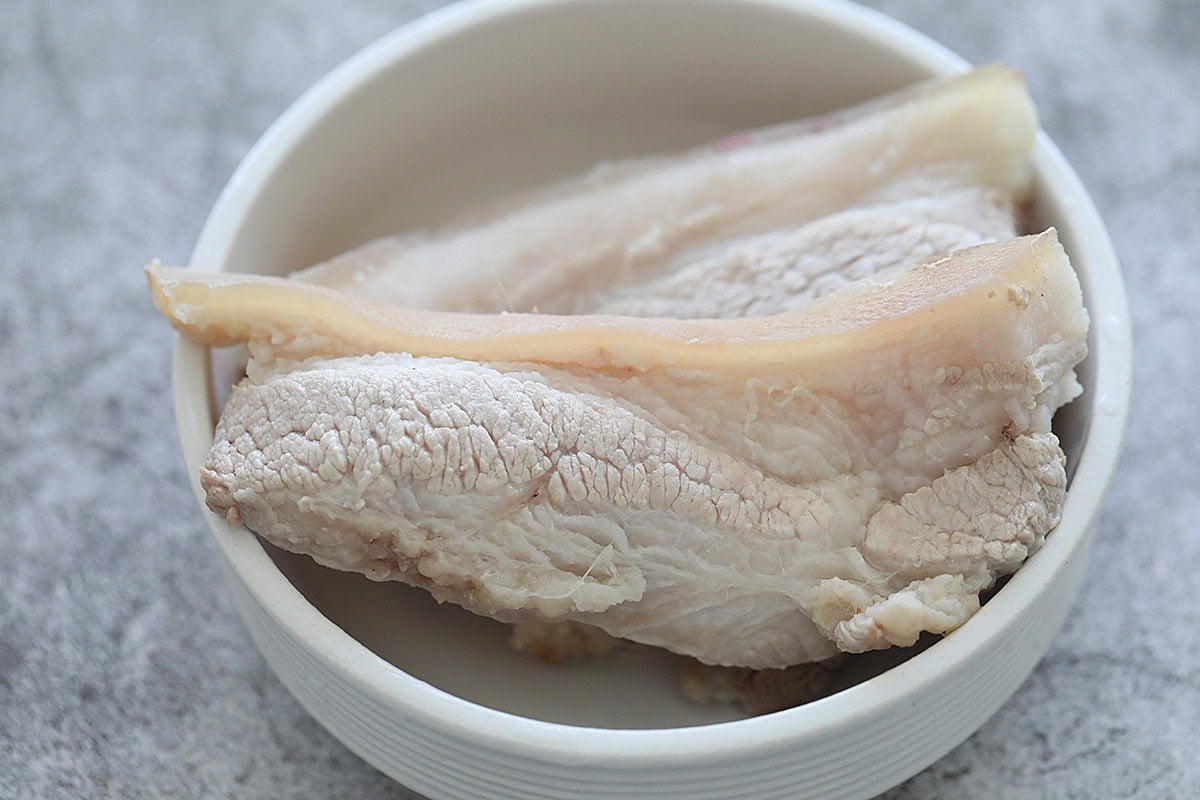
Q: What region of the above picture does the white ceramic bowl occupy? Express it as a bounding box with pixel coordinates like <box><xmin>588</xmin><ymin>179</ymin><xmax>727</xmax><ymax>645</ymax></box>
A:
<box><xmin>172</xmin><ymin>0</ymin><xmax>1132</xmax><ymax>797</ymax></box>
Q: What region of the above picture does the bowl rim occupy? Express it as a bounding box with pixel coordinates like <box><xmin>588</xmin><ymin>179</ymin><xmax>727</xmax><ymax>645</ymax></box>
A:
<box><xmin>174</xmin><ymin>0</ymin><xmax>1132</xmax><ymax>766</ymax></box>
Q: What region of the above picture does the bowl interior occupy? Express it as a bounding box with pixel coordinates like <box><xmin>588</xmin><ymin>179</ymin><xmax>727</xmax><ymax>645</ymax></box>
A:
<box><xmin>198</xmin><ymin>0</ymin><xmax>1102</xmax><ymax>729</ymax></box>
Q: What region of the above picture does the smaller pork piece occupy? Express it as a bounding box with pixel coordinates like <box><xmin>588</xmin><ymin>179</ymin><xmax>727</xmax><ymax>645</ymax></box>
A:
<box><xmin>294</xmin><ymin>65</ymin><xmax>1035</xmax><ymax>318</ymax></box>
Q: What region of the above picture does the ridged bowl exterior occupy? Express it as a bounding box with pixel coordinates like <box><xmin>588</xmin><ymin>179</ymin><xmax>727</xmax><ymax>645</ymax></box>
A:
<box><xmin>219</xmin><ymin>530</ymin><xmax>1094</xmax><ymax>800</ymax></box>
<box><xmin>172</xmin><ymin>0</ymin><xmax>1132</xmax><ymax>797</ymax></box>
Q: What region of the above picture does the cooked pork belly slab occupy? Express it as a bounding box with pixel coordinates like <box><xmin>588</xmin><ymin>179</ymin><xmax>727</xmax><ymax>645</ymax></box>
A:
<box><xmin>147</xmin><ymin>231</ymin><xmax>1086</xmax><ymax>668</ymax></box>
<box><xmin>292</xmin><ymin>66</ymin><xmax>1034</xmax><ymax>316</ymax></box>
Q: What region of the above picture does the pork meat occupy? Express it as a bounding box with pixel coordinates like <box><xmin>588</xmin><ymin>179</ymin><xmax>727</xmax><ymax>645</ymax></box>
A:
<box><xmin>146</xmin><ymin>230</ymin><xmax>1086</xmax><ymax>668</ymax></box>
<box><xmin>293</xmin><ymin>66</ymin><xmax>1034</xmax><ymax>318</ymax></box>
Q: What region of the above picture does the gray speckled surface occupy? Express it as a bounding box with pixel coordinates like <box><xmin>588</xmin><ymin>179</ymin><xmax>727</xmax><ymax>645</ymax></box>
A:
<box><xmin>1</xmin><ymin>1</ymin><xmax>1196</xmax><ymax>798</ymax></box>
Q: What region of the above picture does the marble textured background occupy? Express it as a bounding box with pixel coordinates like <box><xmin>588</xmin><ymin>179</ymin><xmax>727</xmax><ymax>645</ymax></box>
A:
<box><xmin>1</xmin><ymin>1</ymin><xmax>1196</xmax><ymax>798</ymax></box>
